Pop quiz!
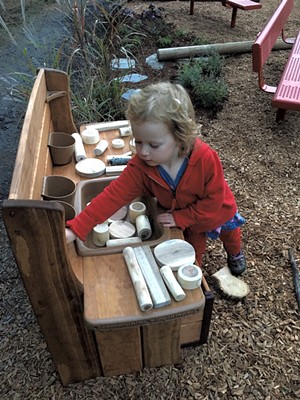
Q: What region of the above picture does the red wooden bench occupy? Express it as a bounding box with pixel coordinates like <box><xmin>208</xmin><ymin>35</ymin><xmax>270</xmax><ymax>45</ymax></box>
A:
<box><xmin>221</xmin><ymin>0</ymin><xmax>262</xmax><ymax>28</ymax></box>
<box><xmin>189</xmin><ymin>0</ymin><xmax>262</xmax><ymax>28</ymax></box>
<box><xmin>252</xmin><ymin>0</ymin><xmax>300</xmax><ymax>121</ymax></box>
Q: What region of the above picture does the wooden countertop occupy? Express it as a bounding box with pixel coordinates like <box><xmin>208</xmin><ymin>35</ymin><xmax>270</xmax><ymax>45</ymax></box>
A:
<box><xmin>82</xmin><ymin>228</ymin><xmax>205</xmax><ymax>330</ymax></box>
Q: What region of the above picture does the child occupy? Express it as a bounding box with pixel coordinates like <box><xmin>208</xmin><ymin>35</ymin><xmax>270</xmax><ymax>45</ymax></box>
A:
<box><xmin>66</xmin><ymin>82</ymin><xmax>246</xmax><ymax>275</ymax></box>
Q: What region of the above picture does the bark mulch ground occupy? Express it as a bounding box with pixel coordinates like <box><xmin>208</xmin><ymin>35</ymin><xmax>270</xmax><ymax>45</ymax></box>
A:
<box><xmin>0</xmin><ymin>1</ymin><xmax>299</xmax><ymax>399</ymax></box>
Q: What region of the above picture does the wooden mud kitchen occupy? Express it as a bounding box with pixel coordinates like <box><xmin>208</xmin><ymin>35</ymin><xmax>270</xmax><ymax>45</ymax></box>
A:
<box><xmin>3</xmin><ymin>68</ymin><xmax>214</xmax><ymax>386</ymax></box>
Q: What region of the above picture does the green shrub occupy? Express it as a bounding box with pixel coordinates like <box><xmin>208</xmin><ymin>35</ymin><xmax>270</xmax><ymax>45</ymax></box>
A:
<box><xmin>191</xmin><ymin>37</ymin><xmax>209</xmax><ymax>46</ymax></box>
<box><xmin>178</xmin><ymin>62</ymin><xmax>204</xmax><ymax>88</ymax></box>
<box><xmin>157</xmin><ymin>36</ymin><xmax>172</xmax><ymax>48</ymax></box>
<box><xmin>191</xmin><ymin>77</ymin><xmax>228</xmax><ymax>109</ymax></box>
<box><xmin>199</xmin><ymin>53</ymin><xmax>223</xmax><ymax>77</ymax></box>
<box><xmin>175</xmin><ymin>29</ymin><xmax>190</xmax><ymax>38</ymax></box>
<box><xmin>178</xmin><ymin>53</ymin><xmax>228</xmax><ymax>110</ymax></box>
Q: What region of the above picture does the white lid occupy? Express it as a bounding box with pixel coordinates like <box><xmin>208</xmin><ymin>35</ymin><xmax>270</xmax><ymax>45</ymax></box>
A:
<box><xmin>108</xmin><ymin>206</ymin><xmax>128</xmax><ymax>223</ymax></box>
<box><xmin>111</xmin><ymin>138</ymin><xmax>125</xmax><ymax>149</ymax></box>
<box><xmin>109</xmin><ymin>220</ymin><xmax>135</xmax><ymax>239</ymax></box>
<box><xmin>75</xmin><ymin>158</ymin><xmax>106</xmax><ymax>178</ymax></box>
<box><xmin>154</xmin><ymin>239</ymin><xmax>196</xmax><ymax>271</ymax></box>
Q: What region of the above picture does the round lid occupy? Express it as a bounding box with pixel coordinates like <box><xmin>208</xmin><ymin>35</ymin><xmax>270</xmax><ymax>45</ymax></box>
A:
<box><xmin>109</xmin><ymin>220</ymin><xmax>136</xmax><ymax>239</ymax></box>
<box><xmin>154</xmin><ymin>239</ymin><xmax>196</xmax><ymax>271</ymax></box>
<box><xmin>108</xmin><ymin>206</ymin><xmax>128</xmax><ymax>223</ymax></box>
<box><xmin>75</xmin><ymin>158</ymin><xmax>106</xmax><ymax>178</ymax></box>
<box><xmin>111</xmin><ymin>138</ymin><xmax>125</xmax><ymax>149</ymax></box>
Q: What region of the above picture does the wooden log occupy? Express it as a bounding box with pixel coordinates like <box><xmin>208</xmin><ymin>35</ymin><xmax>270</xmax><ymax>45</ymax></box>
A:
<box><xmin>87</xmin><ymin>120</ymin><xmax>129</xmax><ymax>131</ymax></box>
<box><xmin>157</xmin><ymin>39</ymin><xmax>293</xmax><ymax>61</ymax></box>
<box><xmin>160</xmin><ymin>265</ymin><xmax>186</xmax><ymax>302</ymax></box>
<box><xmin>106</xmin><ymin>237</ymin><xmax>142</xmax><ymax>247</ymax></box>
<box><xmin>106</xmin><ymin>165</ymin><xmax>127</xmax><ymax>175</ymax></box>
<box><xmin>135</xmin><ymin>215</ymin><xmax>152</xmax><ymax>240</ymax></box>
<box><xmin>123</xmin><ymin>247</ymin><xmax>153</xmax><ymax>312</ymax></box>
<box><xmin>72</xmin><ymin>132</ymin><xmax>87</xmax><ymax>162</ymax></box>
<box><xmin>133</xmin><ymin>246</ymin><xmax>171</xmax><ymax>308</ymax></box>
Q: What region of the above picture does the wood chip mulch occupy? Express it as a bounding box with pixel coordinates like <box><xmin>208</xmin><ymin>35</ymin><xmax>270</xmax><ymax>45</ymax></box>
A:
<box><xmin>0</xmin><ymin>1</ymin><xmax>299</xmax><ymax>399</ymax></box>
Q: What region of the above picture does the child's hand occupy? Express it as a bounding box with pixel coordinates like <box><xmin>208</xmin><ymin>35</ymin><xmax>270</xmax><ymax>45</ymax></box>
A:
<box><xmin>65</xmin><ymin>228</ymin><xmax>77</xmax><ymax>244</ymax></box>
<box><xmin>157</xmin><ymin>213</ymin><xmax>176</xmax><ymax>227</ymax></box>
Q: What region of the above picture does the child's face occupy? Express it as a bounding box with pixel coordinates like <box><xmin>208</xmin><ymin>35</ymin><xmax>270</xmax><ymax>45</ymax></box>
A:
<box><xmin>132</xmin><ymin>121</ymin><xmax>180</xmax><ymax>167</ymax></box>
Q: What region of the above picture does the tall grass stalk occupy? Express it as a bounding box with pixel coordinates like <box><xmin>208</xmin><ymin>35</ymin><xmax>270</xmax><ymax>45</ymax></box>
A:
<box><xmin>66</xmin><ymin>32</ymin><xmax>126</xmax><ymax>124</ymax></box>
<box><xmin>0</xmin><ymin>72</ymin><xmax>34</xmax><ymax>105</ymax></box>
<box><xmin>20</xmin><ymin>0</ymin><xmax>26</xmax><ymax>24</ymax></box>
<box><xmin>0</xmin><ymin>0</ymin><xmax>26</xmax><ymax>44</ymax></box>
<box><xmin>0</xmin><ymin>15</ymin><xmax>17</xmax><ymax>45</ymax></box>
<box><xmin>1</xmin><ymin>0</ymin><xmax>134</xmax><ymax>124</ymax></box>
<box><xmin>55</xmin><ymin>0</ymin><xmax>146</xmax><ymax>123</ymax></box>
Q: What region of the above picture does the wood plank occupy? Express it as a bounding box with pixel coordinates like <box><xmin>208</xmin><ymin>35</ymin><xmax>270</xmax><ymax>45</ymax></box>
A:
<box><xmin>44</xmin><ymin>68</ymin><xmax>78</xmax><ymax>134</ymax></box>
<box><xmin>226</xmin><ymin>0</ymin><xmax>262</xmax><ymax>11</ymax></box>
<box><xmin>95</xmin><ymin>327</ymin><xmax>142</xmax><ymax>376</ymax></box>
<box><xmin>31</xmin><ymin>105</ymin><xmax>52</xmax><ymax>199</ymax></box>
<box><xmin>2</xmin><ymin>201</ymin><xmax>102</xmax><ymax>385</ymax></box>
<box><xmin>142</xmin><ymin>320</ymin><xmax>181</xmax><ymax>367</ymax></box>
<box><xmin>180</xmin><ymin>313</ymin><xmax>203</xmax><ymax>345</ymax></box>
<box><xmin>199</xmin><ymin>287</ymin><xmax>215</xmax><ymax>345</ymax></box>
<box><xmin>9</xmin><ymin>70</ymin><xmax>48</xmax><ymax>200</ymax></box>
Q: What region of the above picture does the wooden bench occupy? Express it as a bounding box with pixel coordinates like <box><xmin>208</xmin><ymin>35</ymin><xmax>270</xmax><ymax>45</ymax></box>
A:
<box><xmin>189</xmin><ymin>0</ymin><xmax>262</xmax><ymax>28</ymax></box>
<box><xmin>2</xmin><ymin>68</ymin><xmax>214</xmax><ymax>385</ymax></box>
<box><xmin>222</xmin><ymin>0</ymin><xmax>262</xmax><ymax>28</ymax></box>
<box><xmin>252</xmin><ymin>0</ymin><xmax>300</xmax><ymax>121</ymax></box>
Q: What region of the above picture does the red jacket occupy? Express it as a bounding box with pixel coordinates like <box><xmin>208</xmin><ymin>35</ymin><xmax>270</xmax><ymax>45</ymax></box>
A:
<box><xmin>67</xmin><ymin>138</ymin><xmax>237</xmax><ymax>240</ymax></box>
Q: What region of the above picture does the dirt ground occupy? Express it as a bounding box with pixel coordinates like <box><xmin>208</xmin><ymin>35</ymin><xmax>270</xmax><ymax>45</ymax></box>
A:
<box><xmin>0</xmin><ymin>0</ymin><xmax>300</xmax><ymax>399</ymax></box>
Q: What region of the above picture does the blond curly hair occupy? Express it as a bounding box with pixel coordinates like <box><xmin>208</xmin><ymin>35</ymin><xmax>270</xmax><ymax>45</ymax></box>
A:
<box><xmin>126</xmin><ymin>82</ymin><xmax>200</xmax><ymax>156</ymax></box>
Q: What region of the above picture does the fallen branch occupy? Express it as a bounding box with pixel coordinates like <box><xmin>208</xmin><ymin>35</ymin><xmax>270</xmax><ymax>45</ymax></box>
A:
<box><xmin>288</xmin><ymin>248</ymin><xmax>300</xmax><ymax>311</ymax></box>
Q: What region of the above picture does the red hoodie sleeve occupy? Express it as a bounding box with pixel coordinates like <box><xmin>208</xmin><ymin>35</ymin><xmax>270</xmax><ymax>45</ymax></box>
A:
<box><xmin>66</xmin><ymin>162</ymin><xmax>145</xmax><ymax>240</ymax></box>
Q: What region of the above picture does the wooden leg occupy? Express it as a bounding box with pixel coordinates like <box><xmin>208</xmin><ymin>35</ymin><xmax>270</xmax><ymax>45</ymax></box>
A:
<box><xmin>190</xmin><ymin>0</ymin><xmax>194</xmax><ymax>15</ymax></box>
<box><xmin>95</xmin><ymin>327</ymin><xmax>143</xmax><ymax>376</ymax></box>
<box><xmin>180</xmin><ymin>313</ymin><xmax>203</xmax><ymax>345</ymax></box>
<box><xmin>199</xmin><ymin>290</ymin><xmax>214</xmax><ymax>344</ymax></box>
<box><xmin>276</xmin><ymin>108</ymin><xmax>287</xmax><ymax>122</ymax></box>
<box><xmin>142</xmin><ymin>320</ymin><xmax>181</xmax><ymax>368</ymax></box>
<box><xmin>231</xmin><ymin>8</ymin><xmax>238</xmax><ymax>28</ymax></box>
